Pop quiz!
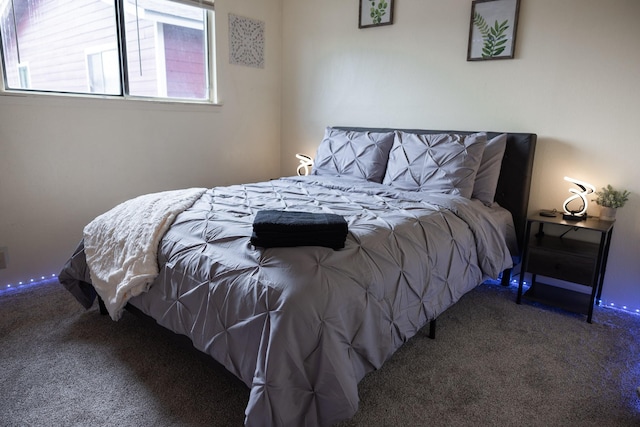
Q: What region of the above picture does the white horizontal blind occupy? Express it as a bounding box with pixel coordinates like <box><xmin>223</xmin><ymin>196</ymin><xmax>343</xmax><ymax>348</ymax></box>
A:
<box><xmin>168</xmin><ymin>0</ymin><xmax>214</xmax><ymax>11</ymax></box>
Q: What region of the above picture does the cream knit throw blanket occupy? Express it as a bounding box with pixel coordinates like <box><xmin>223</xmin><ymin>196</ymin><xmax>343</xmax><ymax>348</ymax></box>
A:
<box><xmin>83</xmin><ymin>188</ymin><xmax>207</xmax><ymax>320</ymax></box>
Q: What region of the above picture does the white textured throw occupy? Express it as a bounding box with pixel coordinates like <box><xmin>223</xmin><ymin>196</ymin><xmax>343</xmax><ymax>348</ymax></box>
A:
<box><xmin>83</xmin><ymin>188</ymin><xmax>207</xmax><ymax>320</ymax></box>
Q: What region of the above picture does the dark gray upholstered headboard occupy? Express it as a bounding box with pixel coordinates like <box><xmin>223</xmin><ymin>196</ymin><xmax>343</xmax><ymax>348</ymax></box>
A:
<box><xmin>333</xmin><ymin>127</ymin><xmax>537</xmax><ymax>259</ymax></box>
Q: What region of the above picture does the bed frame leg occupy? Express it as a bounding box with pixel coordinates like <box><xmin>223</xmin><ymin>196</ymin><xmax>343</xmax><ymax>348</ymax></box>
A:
<box><xmin>97</xmin><ymin>296</ymin><xmax>108</xmax><ymax>315</ymax></box>
<box><xmin>501</xmin><ymin>268</ymin><xmax>512</xmax><ymax>286</ymax></box>
<box><xmin>429</xmin><ymin>319</ymin><xmax>436</xmax><ymax>339</ymax></box>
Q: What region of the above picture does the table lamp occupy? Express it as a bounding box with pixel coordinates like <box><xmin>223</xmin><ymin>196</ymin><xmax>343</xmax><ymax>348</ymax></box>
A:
<box><xmin>562</xmin><ymin>176</ymin><xmax>595</xmax><ymax>221</ymax></box>
<box><xmin>296</xmin><ymin>154</ymin><xmax>313</xmax><ymax>176</ymax></box>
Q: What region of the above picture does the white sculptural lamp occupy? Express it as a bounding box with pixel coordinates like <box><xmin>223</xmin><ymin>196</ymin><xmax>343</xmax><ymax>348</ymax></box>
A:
<box><xmin>562</xmin><ymin>176</ymin><xmax>596</xmax><ymax>221</ymax></box>
<box><xmin>296</xmin><ymin>154</ymin><xmax>313</xmax><ymax>176</ymax></box>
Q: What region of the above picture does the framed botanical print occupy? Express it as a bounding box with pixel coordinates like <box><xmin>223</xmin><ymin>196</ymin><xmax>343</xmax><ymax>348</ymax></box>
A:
<box><xmin>467</xmin><ymin>0</ymin><xmax>520</xmax><ymax>61</ymax></box>
<box><xmin>359</xmin><ymin>0</ymin><xmax>394</xmax><ymax>29</ymax></box>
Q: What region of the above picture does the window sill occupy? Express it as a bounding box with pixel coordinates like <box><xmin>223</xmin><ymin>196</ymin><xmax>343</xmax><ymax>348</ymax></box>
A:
<box><xmin>0</xmin><ymin>89</ymin><xmax>223</xmax><ymax>112</ymax></box>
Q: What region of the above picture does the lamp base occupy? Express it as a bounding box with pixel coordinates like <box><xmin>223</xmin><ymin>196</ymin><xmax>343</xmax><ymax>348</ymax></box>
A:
<box><xmin>562</xmin><ymin>213</ymin><xmax>587</xmax><ymax>221</ymax></box>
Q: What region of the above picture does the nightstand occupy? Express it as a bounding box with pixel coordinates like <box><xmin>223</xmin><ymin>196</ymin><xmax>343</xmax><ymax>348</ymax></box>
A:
<box><xmin>517</xmin><ymin>214</ymin><xmax>614</xmax><ymax>323</ymax></box>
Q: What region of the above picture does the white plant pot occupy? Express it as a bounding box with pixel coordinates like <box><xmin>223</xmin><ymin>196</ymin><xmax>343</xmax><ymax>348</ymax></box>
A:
<box><xmin>599</xmin><ymin>206</ymin><xmax>617</xmax><ymax>222</ymax></box>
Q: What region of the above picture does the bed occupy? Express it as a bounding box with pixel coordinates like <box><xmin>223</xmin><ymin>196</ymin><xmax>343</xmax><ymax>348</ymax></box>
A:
<box><xmin>59</xmin><ymin>127</ymin><xmax>536</xmax><ymax>427</ymax></box>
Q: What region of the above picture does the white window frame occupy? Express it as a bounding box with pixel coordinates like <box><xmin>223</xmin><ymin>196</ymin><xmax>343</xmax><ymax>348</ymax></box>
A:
<box><xmin>0</xmin><ymin>0</ymin><xmax>218</xmax><ymax>105</ymax></box>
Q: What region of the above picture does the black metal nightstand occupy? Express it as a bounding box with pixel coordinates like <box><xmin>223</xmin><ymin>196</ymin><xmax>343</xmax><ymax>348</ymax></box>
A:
<box><xmin>517</xmin><ymin>214</ymin><xmax>614</xmax><ymax>323</ymax></box>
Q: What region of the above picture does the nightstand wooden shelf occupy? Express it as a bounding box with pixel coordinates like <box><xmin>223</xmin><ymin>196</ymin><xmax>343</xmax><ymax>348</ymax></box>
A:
<box><xmin>517</xmin><ymin>214</ymin><xmax>614</xmax><ymax>323</ymax></box>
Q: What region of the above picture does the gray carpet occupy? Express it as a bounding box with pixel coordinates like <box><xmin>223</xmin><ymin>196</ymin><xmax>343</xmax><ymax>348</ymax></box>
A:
<box><xmin>1</xmin><ymin>279</ymin><xmax>639</xmax><ymax>426</ymax></box>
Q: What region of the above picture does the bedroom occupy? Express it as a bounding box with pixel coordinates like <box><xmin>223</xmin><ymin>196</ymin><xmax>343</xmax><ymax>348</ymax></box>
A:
<box><xmin>0</xmin><ymin>0</ymin><xmax>639</xmax><ymax>425</ymax></box>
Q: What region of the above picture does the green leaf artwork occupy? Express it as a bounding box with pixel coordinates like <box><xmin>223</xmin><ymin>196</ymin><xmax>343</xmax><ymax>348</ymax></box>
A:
<box><xmin>369</xmin><ymin>0</ymin><xmax>389</xmax><ymax>25</ymax></box>
<box><xmin>473</xmin><ymin>11</ymin><xmax>510</xmax><ymax>58</ymax></box>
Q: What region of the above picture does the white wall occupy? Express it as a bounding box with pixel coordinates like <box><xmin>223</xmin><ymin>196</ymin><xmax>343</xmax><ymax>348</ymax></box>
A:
<box><xmin>281</xmin><ymin>1</ymin><xmax>640</xmax><ymax>309</ymax></box>
<box><xmin>0</xmin><ymin>0</ymin><xmax>282</xmax><ymax>286</ymax></box>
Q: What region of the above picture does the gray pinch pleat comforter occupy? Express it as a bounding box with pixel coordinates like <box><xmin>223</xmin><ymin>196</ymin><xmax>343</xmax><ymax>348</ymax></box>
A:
<box><xmin>60</xmin><ymin>175</ymin><xmax>513</xmax><ymax>427</ymax></box>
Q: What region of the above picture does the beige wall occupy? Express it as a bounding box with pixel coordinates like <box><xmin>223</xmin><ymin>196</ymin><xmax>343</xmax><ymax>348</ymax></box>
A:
<box><xmin>281</xmin><ymin>0</ymin><xmax>640</xmax><ymax>309</ymax></box>
<box><xmin>0</xmin><ymin>0</ymin><xmax>282</xmax><ymax>286</ymax></box>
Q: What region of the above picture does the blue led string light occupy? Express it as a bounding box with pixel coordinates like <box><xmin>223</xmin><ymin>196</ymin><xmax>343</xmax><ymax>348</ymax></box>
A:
<box><xmin>506</xmin><ymin>276</ymin><xmax>640</xmax><ymax>317</ymax></box>
<box><xmin>0</xmin><ymin>274</ymin><xmax>58</xmax><ymax>296</ymax></box>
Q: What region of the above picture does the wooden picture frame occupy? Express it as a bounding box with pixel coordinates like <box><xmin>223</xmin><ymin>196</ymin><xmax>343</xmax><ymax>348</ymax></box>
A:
<box><xmin>359</xmin><ymin>0</ymin><xmax>394</xmax><ymax>29</ymax></box>
<box><xmin>467</xmin><ymin>0</ymin><xmax>520</xmax><ymax>61</ymax></box>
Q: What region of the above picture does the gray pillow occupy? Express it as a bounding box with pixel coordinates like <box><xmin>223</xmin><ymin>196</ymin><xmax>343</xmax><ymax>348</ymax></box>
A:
<box><xmin>472</xmin><ymin>133</ymin><xmax>508</xmax><ymax>206</ymax></box>
<box><xmin>382</xmin><ymin>131</ymin><xmax>487</xmax><ymax>198</ymax></box>
<box><xmin>311</xmin><ymin>128</ymin><xmax>395</xmax><ymax>183</ymax></box>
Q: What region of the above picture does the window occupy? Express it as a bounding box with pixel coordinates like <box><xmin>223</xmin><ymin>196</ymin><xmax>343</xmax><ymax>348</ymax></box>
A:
<box><xmin>17</xmin><ymin>62</ymin><xmax>29</xmax><ymax>88</ymax></box>
<box><xmin>87</xmin><ymin>48</ymin><xmax>120</xmax><ymax>94</ymax></box>
<box><xmin>0</xmin><ymin>0</ymin><xmax>214</xmax><ymax>102</ymax></box>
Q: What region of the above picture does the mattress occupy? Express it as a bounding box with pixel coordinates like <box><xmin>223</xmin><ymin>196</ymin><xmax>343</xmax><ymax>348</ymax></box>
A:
<box><xmin>114</xmin><ymin>175</ymin><xmax>513</xmax><ymax>426</ymax></box>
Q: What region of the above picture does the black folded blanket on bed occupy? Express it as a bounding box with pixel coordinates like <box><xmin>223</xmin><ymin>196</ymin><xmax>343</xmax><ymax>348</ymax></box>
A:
<box><xmin>251</xmin><ymin>210</ymin><xmax>348</xmax><ymax>249</ymax></box>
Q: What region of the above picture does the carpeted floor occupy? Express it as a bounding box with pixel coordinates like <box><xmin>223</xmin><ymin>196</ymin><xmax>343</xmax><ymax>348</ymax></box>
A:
<box><xmin>1</xmin><ymin>279</ymin><xmax>639</xmax><ymax>426</ymax></box>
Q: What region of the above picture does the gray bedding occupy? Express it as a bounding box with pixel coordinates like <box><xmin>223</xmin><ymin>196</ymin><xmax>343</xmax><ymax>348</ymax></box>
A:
<box><xmin>61</xmin><ymin>174</ymin><xmax>513</xmax><ymax>426</ymax></box>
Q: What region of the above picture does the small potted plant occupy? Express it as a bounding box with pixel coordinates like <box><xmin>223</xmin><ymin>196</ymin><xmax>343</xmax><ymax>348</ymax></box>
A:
<box><xmin>593</xmin><ymin>184</ymin><xmax>630</xmax><ymax>221</ymax></box>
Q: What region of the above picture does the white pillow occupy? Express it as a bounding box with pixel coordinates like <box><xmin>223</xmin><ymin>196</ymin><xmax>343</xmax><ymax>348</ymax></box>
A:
<box><xmin>311</xmin><ymin>127</ymin><xmax>395</xmax><ymax>183</ymax></box>
<box><xmin>472</xmin><ymin>133</ymin><xmax>508</xmax><ymax>206</ymax></box>
<box><xmin>382</xmin><ymin>131</ymin><xmax>487</xmax><ymax>199</ymax></box>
